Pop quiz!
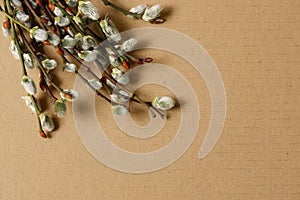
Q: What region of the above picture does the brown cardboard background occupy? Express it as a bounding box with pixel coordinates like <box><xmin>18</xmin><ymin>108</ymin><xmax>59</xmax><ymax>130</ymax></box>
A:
<box><xmin>0</xmin><ymin>0</ymin><xmax>299</xmax><ymax>199</ymax></box>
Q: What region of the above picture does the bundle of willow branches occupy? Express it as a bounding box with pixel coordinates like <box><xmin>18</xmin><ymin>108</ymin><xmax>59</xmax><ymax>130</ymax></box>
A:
<box><xmin>0</xmin><ymin>0</ymin><xmax>176</xmax><ymax>138</ymax></box>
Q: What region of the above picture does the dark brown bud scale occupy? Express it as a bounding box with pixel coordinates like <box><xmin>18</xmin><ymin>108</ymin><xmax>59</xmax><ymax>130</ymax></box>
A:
<box><xmin>3</xmin><ymin>20</ymin><xmax>10</xmax><ymax>29</ymax></box>
<box><xmin>39</xmin><ymin>131</ymin><xmax>47</xmax><ymax>138</ymax></box>
<box><xmin>66</xmin><ymin>7</ymin><xmax>73</xmax><ymax>15</ymax></box>
<box><xmin>122</xmin><ymin>60</ymin><xmax>130</xmax><ymax>70</ymax></box>
<box><xmin>40</xmin><ymin>17</ymin><xmax>48</xmax><ymax>25</ymax></box>
<box><xmin>39</xmin><ymin>81</ymin><xmax>46</xmax><ymax>92</ymax></box>
<box><xmin>43</xmin><ymin>41</ymin><xmax>51</xmax><ymax>45</ymax></box>
<box><xmin>145</xmin><ymin>58</ymin><xmax>153</xmax><ymax>63</ymax></box>
<box><xmin>36</xmin><ymin>0</ymin><xmax>43</xmax><ymax>7</ymax></box>
<box><xmin>54</xmin><ymin>29</ymin><xmax>60</xmax><ymax>35</ymax></box>
<box><xmin>48</xmin><ymin>2</ymin><xmax>55</xmax><ymax>12</ymax></box>
<box><xmin>65</xmin><ymin>93</ymin><xmax>73</xmax><ymax>100</ymax></box>
<box><xmin>152</xmin><ymin>19</ymin><xmax>165</xmax><ymax>24</ymax></box>
<box><xmin>56</xmin><ymin>47</ymin><xmax>64</xmax><ymax>55</ymax></box>
<box><xmin>135</xmin><ymin>58</ymin><xmax>144</xmax><ymax>65</ymax></box>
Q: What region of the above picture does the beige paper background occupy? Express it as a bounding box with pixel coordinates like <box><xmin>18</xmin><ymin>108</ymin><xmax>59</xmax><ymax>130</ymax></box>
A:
<box><xmin>0</xmin><ymin>0</ymin><xmax>299</xmax><ymax>199</ymax></box>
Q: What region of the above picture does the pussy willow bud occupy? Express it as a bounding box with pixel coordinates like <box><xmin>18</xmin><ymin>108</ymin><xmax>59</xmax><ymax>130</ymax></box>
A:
<box><xmin>78</xmin><ymin>1</ymin><xmax>100</xmax><ymax>20</ymax></box>
<box><xmin>41</xmin><ymin>59</ymin><xmax>58</xmax><ymax>70</ymax></box>
<box><xmin>110</xmin><ymin>91</ymin><xmax>130</xmax><ymax>104</ymax></box>
<box><xmin>63</xmin><ymin>62</ymin><xmax>76</xmax><ymax>73</ymax></box>
<box><xmin>120</xmin><ymin>38</ymin><xmax>137</xmax><ymax>52</ymax></box>
<box><xmin>111</xmin><ymin>68</ymin><xmax>129</xmax><ymax>85</ymax></box>
<box><xmin>106</xmin><ymin>79</ymin><xmax>117</xmax><ymax>91</ymax></box>
<box><xmin>82</xmin><ymin>36</ymin><xmax>97</xmax><ymax>48</ymax></box>
<box><xmin>54</xmin><ymin>16</ymin><xmax>70</xmax><ymax>27</ymax></box>
<box><xmin>9</xmin><ymin>40</ymin><xmax>20</xmax><ymax>60</ymax></box>
<box><xmin>66</xmin><ymin>0</ymin><xmax>78</xmax><ymax>7</ymax></box>
<box><xmin>39</xmin><ymin>113</ymin><xmax>55</xmax><ymax>132</ymax></box>
<box><xmin>112</xmin><ymin>105</ymin><xmax>129</xmax><ymax>116</ymax></box>
<box><xmin>129</xmin><ymin>5</ymin><xmax>147</xmax><ymax>15</ymax></box>
<box><xmin>28</xmin><ymin>0</ymin><xmax>37</xmax><ymax>9</ymax></box>
<box><xmin>15</xmin><ymin>10</ymin><xmax>30</xmax><ymax>23</ymax></box>
<box><xmin>78</xmin><ymin>50</ymin><xmax>99</xmax><ymax>62</ymax></box>
<box><xmin>10</xmin><ymin>0</ymin><xmax>22</xmax><ymax>7</ymax></box>
<box><xmin>54</xmin><ymin>99</ymin><xmax>67</xmax><ymax>118</ymax></box>
<box><xmin>61</xmin><ymin>35</ymin><xmax>76</xmax><ymax>49</ymax></box>
<box><xmin>23</xmin><ymin>53</ymin><xmax>34</xmax><ymax>69</ymax></box>
<box><xmin>108</xmin><ymin>54</ymin><xmax>120</xmax><ymax>68</ymax></box>
<box><xmin>142</xmin><ymin>5</ymin><xmax>163</xmax><ymax>22</ymax></box>
<box><xmin>21</xmin><ymin>75</ymin><xmax>37</xmax><ymax>95</ymax></box>
<box><xmin>99</xmin><ymin>16</ymin><xmax>121</xmax><ymax>43</ymax></box>
<box><xmin>30</xmin><ymin>26</ymin><xmax>48</xmax><ymax>42</ymax></box>
<box><xmin>53</xmin><ymin>7</ymin><xmax>63</xmax><ymax>17</ymax></box>
<box><xmin>88</xmin><ymin>79</ymin><xmax>102</xmax><ymax>90</ymax></box>
<box><xmin>21</xmin><ymin>96</ymin><xmax>41</xmax><ymax>113</ymax></box>
<box><xmin>47</xmin><ymin>32</ymin><xmax>60</xmax><ymax>46</ymax></box>
<box><xmin>75</xmin><ymin>33</ymin><xmax>89</xmax><ymax>50</ymax></box>
<box><xmin>152</xmin><ymin>96</ymin><xmax>176</xmax><ymax>111</ymax></box>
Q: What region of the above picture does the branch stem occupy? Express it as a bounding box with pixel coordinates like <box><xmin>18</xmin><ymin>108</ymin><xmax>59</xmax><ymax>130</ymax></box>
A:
<box><xmin>100</xmin><ymin>0</ymin><xmax>142</xmax><ymax>18</ymax></box>
<box><xmin>5</xmin><ymin>1</ymin><xmax>45</xmax><ymax>134</ymax></box>
<box><xmin>23</xmin><ymin>0</ymin><xmax>47</xmax><ymax>30</ymax></box>
<box><xmin>75</xmin><ymin>70</ymin><xmax>112</xmax><ymax>104</ymax></box>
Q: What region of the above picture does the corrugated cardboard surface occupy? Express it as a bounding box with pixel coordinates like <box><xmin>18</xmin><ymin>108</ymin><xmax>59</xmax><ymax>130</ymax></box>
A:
<box><xmin>0</xmin><ymin>0</ymin><xmax>299</xmax><ymax>199</ymax></box>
